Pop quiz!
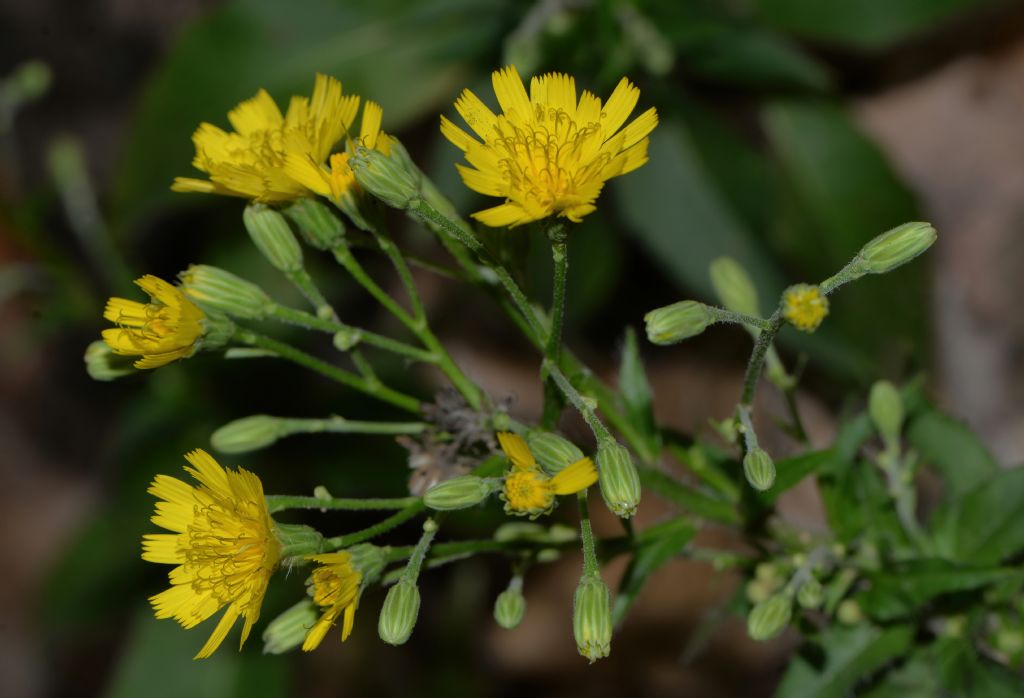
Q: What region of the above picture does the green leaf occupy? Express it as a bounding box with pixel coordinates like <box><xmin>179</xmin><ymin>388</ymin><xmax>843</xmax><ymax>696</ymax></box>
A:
<box><xmin>638</xmin><ymin>466</ymin><xmax>740</xmax><ymax>525</ymax></box>
<box><xmin>907</xmin><ymin>408</ymin><xmax>998</xmax><ymax>497</ymax></box>
<box><xmin>775</xmin><ymin>624</ymin><xmax>914</xmax><ymax>698</ymax></box>
<box><xmin>857</xmin><ymin>559</ymin><xmax>1023</xmax><ymax>621</ymax></box>
<box><xmin>617</xmin><ymin>327</ymin><xmax>661</xmax><ymax>461</ymax></box>
<box><xmin>754</xmin><ymin>0</ymin><xmax>1002</xmax><ymax>51</ymax></box>
<box><xmin>113</xmin><ymin>0</ymin><xmax>505</xmax><ymax>228</ymax></box>
<box><xmin>761</xmin><ymin>100</ymin><xmax>928</xmax><ymax>373</ymax></box>
<box><xmin>948</xmin><ymin>467</ymin><xmax>1024</xmax><ymax>565</ymax></box>
<box><xmin>612</xmin><ymin>517</ymin><xmax>698</xmax><ymax>625</ymax></box>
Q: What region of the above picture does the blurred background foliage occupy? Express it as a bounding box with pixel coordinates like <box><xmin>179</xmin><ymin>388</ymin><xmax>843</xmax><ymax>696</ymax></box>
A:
<box><xmin>2</xmin><ymin>0</ymin><xmax>1023</xmax><ymax>696</ymax></box>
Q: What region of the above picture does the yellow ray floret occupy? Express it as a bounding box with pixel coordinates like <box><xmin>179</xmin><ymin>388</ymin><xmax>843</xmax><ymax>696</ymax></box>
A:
<box><xmin>172</xmin><ymin>74</ymin><xmax>363</xmax><ymax>203</ymax></box>
<box><xmin>102</xmin><ymin>275</ymin><xmax>206</xmax><ymax>369</ymax></box>
<box><xmin>502</xmin><ymin>455</ymin><xmax>598</xmax><ymax>517</ymax></box>
<box><xmin>782</xmin><ymin>284</ymin><xmax>829</xmax><ymax>332</ymax></box>
<box><xmin>302</xmin><ymin>551</ymin><xmax>362</xmax><ymax>651</ymax></box>
<box><xmin>497</xmin><ymin>431</ymin><xmax>536</xmax><ymax>471</ymax></box>
<box><xmin>142</xmin><ymin>449</ymin><xmax>281</xmax><ymax>659</ymax></box>
<box><xmin>441</xmin><ymin>65</ymin><xmax>658</xmax><ymax>227</ymax></box>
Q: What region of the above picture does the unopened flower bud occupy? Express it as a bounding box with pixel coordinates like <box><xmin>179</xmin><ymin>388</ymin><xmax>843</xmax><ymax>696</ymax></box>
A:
<box><xmin>781</xmin><ymin>284</ymin><xmax>828</xmax><ymax>333</ymax></box>
<box><xmin>179</xmin><ymin>264</ymin><xmax>272</xmax><ymax>319</ymax></box>
<box><xmin>746</xmin><ymin>579</ymin><xmax>772</xmax><ymax>604</ymax></box>
<box><xmin>710</xmin><ymin>257</ymin><xmax>760</xmax><ymax>317</ymax></box>
<box><xmin>868</xmin><ymin>380</ymin><xmax>904</xmax><ymax>446</ymax></box>
<box><xmin>837</xmin><ymin>598</ymin><xmax>863</xmax><ymax>625</ymax></box>
<box><xmin>857</xmin><ymin>222</ymin><xmax>937</xmax><ymax>275</ymax></box>
<box><xmin>747</xmin><ymin>593</ymin><xmax>792</xmax><ymax>641</ymax></box>
<box><xmin>573</xmin><ymin>574</ymin><xmax>612</xmax><ymax>662</ymax></box>
<box><xmin>494</xmin><ymin>581</ymin><xmax>526</xmax><ymax>630</ymax></box>
<box><xmin>423</xmin><ymin>475</ymin><xmax>495</xmax><ymax>510</ymax></box>
<box><xmin>797</xmin><ymin>578</ymin><xmax>824</xmax><ymax>609</ymax></box>
<box><xmin>378</xmin><ymin>579</ymin><xmax>421</xmax><ymax>646</ymax></box>
<box><xmin>84</xmin><ymin>340</ymin><xmax>135</xmax><ymax>381</ymax></box>
<box><xmin>644</xmin><ymin>300</ymin><xmax>713</xmax><ymax>345</ymax></box>
<box><xmin>243</xmin><ymin>203</ymin><xmax>303</xmax><ymax>272</ymax></box>
<box><xmin>274</xmin><ymin>523</ymin><xmax>324</xmax><ymax>558</ymax></box>
<box><xmin>211</xmin><ymin>415</ymin><xmax>282</xmax><ymax>454</ymax></box>
<box><xmin>348</xmin><ymin>543</ymin><xmax>388</xmax><ymax>584</ymax></box>
<box><xmin>350</xmin><ymin>143</ymin><xmax>421</xmax><ymax>210</ymax></box>
<box><xmin>283</xmin><ymin>197</ymin><xmax>345</xmax><ymax>250</ymax></box>
<box><xmin>198</xmin><ymin>311</ymin><xmax>235</xmax><ymax>351</ymax></box>
<box><xmin>527</xmin><ymin>431</ymin><xmax>585</xmax><ymax>474</ymax></box>
<box><xmin>596</xmin><ymin>441</ymin><xmax>641</xmax><ymax>519</ymax></box>
<box><xmin>743</xmin><ymin>448</ymin><xmax>776</xmax><ymax>491</ymax></box>
<box><xmin>262</xmin><ymin>599</ymin><xmax>318</xmax><ymax>654</ymax></box>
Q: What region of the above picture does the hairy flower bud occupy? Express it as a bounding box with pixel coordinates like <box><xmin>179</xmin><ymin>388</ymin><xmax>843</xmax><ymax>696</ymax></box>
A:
<box><xmin>743</xmin><ymin>448</ymin><xmax>776</xmax><ymax>491</ymax></box>
<box><xmin>644</xmin><ymin>300</ymin><xmax>713</xmax><ymax>345</ymax></box>
<box><xmin>283</xmin><ymin>197</ymin><xmax>346</xmax><ymax>250</ymax></box>
<box><xmin>262</xmin><ymin>600</ymin><xmax>318</xmax><ymax>655</ymax></box>
<box><xmin>869</xmin><ymin>380</ymin><xmax>904</xmax><ymax>446</ymax></box>
<box><xmin>527</xmin><ymin>431</ymin><xmax>585</xmax><ymax>475</ymax></box>
<box><xmin>379</xmin><ymin>579</ymin><xmax>421</xmax><ymax>646</ymax></box>
<box><xmin>494</xmin><ymin>582</ymin><xmax>526</xmax><ymax>630</ymax></box>
<box><xmin>84</xmin><ymin>340</ymin><xmax>135</xmax><ymax>381</ymax></box>
<box><xmin>179</xmin><ymin>264</ymin><xmax>272</xmax><ymax>319</ymax></box>
<box><xmin>747</xmin><ymin>593</ymin><xmax>792</xmax><ymax>641</ymax></box>
<box><xmin>243</xmin><ymin>203</ymin><xmax>303</xmax><ymax>272</ymax></box>
<box><xmin>211</xmin><ymin>415</ymin><xmax>283</xmax><ymax>454</ymax></box>
<box><xmin>349</xmin><ymin>142</ymin><xmax>421</xmax><ymax>210</ymax></box>
<box><xmin>274</xmin><ymin>523</ymin><xmax>324</xmax><ymax>558</ymax></box>
<box><xmin>857</xmin><ymin>222</ymin><xmax>937</xmax><ymax>275</ymax></box>
<box><xmin>573</xmin><ymin>574</ymin><xmax>612</xmax><ymax>662</ymax></box>
<box><xmin>596</xmin><ymin>441</ymin><xmax>641</xmax><ymax>519</ymax></box>
<box><xmin>423</xmin><ymin>475</ymin><xmax>495</xmax><ymax>510</ymax></box>
<box><xmin>709</xmin><ymin>257</ymin><xmax>760</xmax><ymax>317</ymax></box>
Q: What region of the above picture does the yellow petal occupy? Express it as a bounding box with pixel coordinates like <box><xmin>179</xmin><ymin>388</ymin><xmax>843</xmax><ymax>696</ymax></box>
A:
<box><xmin>497</xmin><ymin>432</ymin><xmax>536</xmax><ymax>470</ymax></box>
<box><xmin>550</xmin><ymin>456</ymin><xmax>598</xmax><ymax>495</ymax></box>
<box><xmin>227</xmin><ymin>89</ymin><xmax>283</xmax><ymax>135</ymax></box>
<box><xmin>601</xmin><ymin>77</ymin><xmax>640</xmax><ymax>136</ymax></box>
<box><xmin>194</xmin><ymin>603</ymin><xmax>240</xmax><ymax>659</ymax></box>
<box><xmin>472</xmin><ymin>203</ymin><xmax>531</xmax><ymax>228</ymax></box>
<box><xmin>491</xmin><ymin>65</ymin><xmax>531</xmax><ymax>119</ymax></box>
<box><xmin>340</xmin><ymin>602</ymin><xmax>357</xmax><ymax>642</ymax></box>
<box><xmin>454</xmin><ymin>89</ymin><xmax>498</xmax><ymax>140</ymax></box>
<box><xmin>620</xmin><ymin>107</ymin><xmax>658</xmax><ymax>150</ymax></box>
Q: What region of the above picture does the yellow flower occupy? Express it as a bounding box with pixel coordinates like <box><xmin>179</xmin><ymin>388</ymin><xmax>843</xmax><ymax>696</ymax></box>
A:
<box><xmin>172</xmin><ymin>74</ymin><xmax>360</xmax><ymax>203</ymax></box>
<box><xmin>442</xmin><ymin>66</ymin><xmax>658</xmax><ymax>227</ymax></box>
<box><xmin>102</xmin><ymin>275</ymin><xmax>206</xmax><ymax>369</ymax></box>
<box><xmin>497</xmin><ymin>432</ymin><xmax>598</xmax><ymax>516</ymax></box>
<box><xmin>302</xmin><ymin>551</ymin><xmax>362</xmax><ymax>651</ymax></box>
<box><xmin>782</xmin><ymin>284</ymin><xmax>829</xmax><ymax>333</ymax></box>
<box><xmin>142</xmin><ymin>449</ymin><xmax>281</xmax><ymax>659</ymax></box>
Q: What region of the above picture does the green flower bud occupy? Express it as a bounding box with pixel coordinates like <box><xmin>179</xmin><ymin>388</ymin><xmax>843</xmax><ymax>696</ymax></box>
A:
<box><xmin>746</xmin><ymin>579</ymin><xmax>772</xmax><ymax>604</ymax></box>
<box><xmin>211</xmin><ymin>415</ymin><xmax>282</xmax><ymax>454</ymax></box>
<box><xmin>837</xmin><ymin>598</ymin><xmax>863</xmax><ymax>625</ymax></box>
<box><xmin>743</xmin><ymin>448</ymin><xmax>776</xmax><ymax>491</ymax></box>
<box><xmin>857</xmin><ymin>222</ymin><xmax>937</xmax><ymax>275</ymax></box>
<box><xmin>709</xmin><ymin>257</ymin><xmax>760</xmax><ymax>317</ymax></box>
<box><xmin>868</xmin><ymin>380</ymin><xmax>904</xmax><ymax>446</ymax></box>
<box><xmin>596</xmin><ymin>441</ymin><xmax>641</xmax><ymax>519</ymax></box>
<box><xmin>283</xmin><ymin>197</ymin><xmax>346</xmax><ymax>250</ymax></box>
<box><xmin>333</xmin><ymin>327</ymin><xmax>362</xmax><ymax>351</ymax></box>
<box><xmin>644</xmin><ymin>300</ymin><xmax>713</xmax><ymax>345</ymax></box>
<box><xmin>349</xmin><ymin>142</ymin><xmax>422</xmax><ymax>210</ymax></box>
<box><xmin>797</xmin><ymin>578</ymin><xmax>824</xmax><ymax>609</ymax></box>
<box><xmin>262</xmin><ymin>599</ymin><xmax>318</xmax><ymax>654</ymax></box>
<box><xmin>243</xmin><ymin>203</ymin><xmax>303</xmax><ymax>272</ymax></box>
<box><xmin>573</xmin><ymin>574</ymin><xmax>612</xmax><ymax>662</ymax></box>
<box><xmin>83</xmin><ymin>340</ymin><xmax>135</xmax><ymax>381</ymax></box>
<box><xmin>197</xmin><ymin>311</ymin><xmax>235</xmax><ymax>351</ymax></box>
<box><xmin>378</xmin><ymin>579</ymin><xmax>421</xmax><ymax>646</ymax></box>
<box><xmin>494</xmin><ymin>580</ymin><xmax>526</xmax><ymax>630</ymax></box>
<box><xmin>179</xmin><ymin>264</ymin><xmax>272</xmax><ymax>319</ymax></box>
<box><xmin>348</xmin><ymin>543</ymin><xmax>387</xmax><ymax>584</ymax></box>
<box><xmin>526</xmin><ymin>431</ymin><xmax>585</xmax><ymax>474</ymax></box>
<box><xmin>747</xmin><ymin>593</ymin><xmax>792</xmax><ymax>641</ymax></box>
<box><xmin>274</xmin><ymin>523</ymin><xmax>324</xmax><ymax>558</ymax></box>
<box><xmin>423</xmin><ymin>475</ymin><xmax>495</xmax><ymax>510</ymax></box>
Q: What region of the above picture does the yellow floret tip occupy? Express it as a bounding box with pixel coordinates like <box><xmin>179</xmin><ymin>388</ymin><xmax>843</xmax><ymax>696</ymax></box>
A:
<box><xmin>442</xmin><ymin>66</ymin><xmax>658</xmax><ymax>227</ymax></box>
<box><xmin>782</xmin><ymin>284</ymin><xmax>829</xmax><ymax>333</ymax></box>
<box><xmin>302</xmin><ymin>551</ymin><xmax>362</xmax><ymax>652</ymax></box>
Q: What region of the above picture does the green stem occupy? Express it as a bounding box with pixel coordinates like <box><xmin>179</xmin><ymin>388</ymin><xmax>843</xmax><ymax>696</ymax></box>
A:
<box><xmin>323</xmin><ymin>500</ymin><xmax>426</xmax><ymax>550</ymax></box>
<box><xmin>276</xmin><ymin>415</ymin><xmax>428</xmax><ymax>437</ymax></box>
<box><xmin>285</xmin><ymin>268</ymin><xmax>337</xmax><ymax>321</ymax></box>
<box><xmin>578</xmin><ymin>491</ymin><xmax>600</xmax><ymax>576</ymax></box>
<box><xmin>707</xmin><ymin>307</ymin><xmax>772</xmax><ymax>330</ymax></box>
<box><xmin>236</xmin><ymin>330</ymin><xmax>421</xmax><ymax>413</ymax></box>
<box><xmin>266</xmin><ymin>495</ymin><xmax>419</xmax><ymax>514</ymax></box>
<box><xmin>401</xmin><ymin>518</ymin><xmax>439</xmax><ymax>582</ymax></box>
<box><xmin>372</xmin><ymin>230</ymin><xmax>426</xmax><ymax>322</ymax></box>
<box><xmin>740</xmin><ymin>310</ymin><xmax>784</xmax><ymax>409</ymax></box>
<box><xmin>542</xmin><ymin>224</ymin><xmax>569</xmax><ymax>427</ymax></box>
<box><xmin>544</xmin><ymin>359</ymin><xmax>613</xmax><ymax>442</ymax></box>
<box><xmin>268</xmin><ymin>303</ymin><xmax>436</xmax><ymax>363</ymax></box>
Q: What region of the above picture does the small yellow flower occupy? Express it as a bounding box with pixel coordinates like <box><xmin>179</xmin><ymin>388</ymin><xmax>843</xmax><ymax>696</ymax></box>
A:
<box><xmin>142</xmin><ymin>449</ymin><xmax>281</xmax><ymax>659</ymax></box>
<box><xmin>442</xmin><ymin>66</ymin><xmax>658</xmax><ymax>227</ymax></box>
<box><xmin>172</xmin><ymin>74</ymin><xmax>361</xmax><ymax>203</ymax></box>
<box><xmin>102</xmin><ymin>275</ymin><xmax>206</xmax><ymax>369</ymax></box>
<box><xmin>303</xmin><ymin>552</ymin><xmax>362</xmax><ymax>652</ymax></box>
<box><xmin>497</xmin><ymin>432</ymin><xmax>598</xmax><ymax>517</ymax></box>
<box><xmin>782</xmin><ymin>284</ymin><xmax>829</xmax><ymax>332</ymax></box>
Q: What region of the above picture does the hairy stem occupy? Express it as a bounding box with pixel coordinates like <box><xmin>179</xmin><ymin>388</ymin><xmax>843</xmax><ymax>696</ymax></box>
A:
<box><xmin>266</xmin><ymin>495</ymin><xmax>420</xmax><ymax>514</ymax></box>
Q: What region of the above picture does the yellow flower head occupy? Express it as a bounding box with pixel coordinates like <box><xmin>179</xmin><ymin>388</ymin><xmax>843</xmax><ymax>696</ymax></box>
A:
<box><xmin>782</xmin><ymin>284</ymin><xmax>829</xmax><ymax>333</ymax></box>
<box><xmin>102</xmin><ymin>275</ymin><xmax>206</xmax><ymax>369</ymax></box>
<box><xmin>302</xmin><ymin>551</ymin><xmax>362</xmax><ymax>652</ymax></box>
<box><xmin>142</xmin><ymin>449</ymin><xmax>281</xmax><ymax>659</ymax></box>
<box><xmin>172</xmin><ymin>74</ymin><xmax>361</xmax><ymax>203</ymax></box>
<box><xmin>497</xmin><ymin>432</ymin><xmax>598</xmax><ymax>517</ymax></box>
<box><xmin>442</xmin><ymin>66</ymin><xmax>658</xmax><ymax>227</ymax></box>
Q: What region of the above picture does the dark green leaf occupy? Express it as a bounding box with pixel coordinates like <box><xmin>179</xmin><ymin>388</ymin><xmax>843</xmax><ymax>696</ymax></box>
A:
<box><xmin>907</xmin><ymin>408</ymin><xmax>999</xmax><ymax>497</ymax></box>
<box><xmin>612</xmin><ymin>517</ymin><xmax>698</xmax><ymax>625</ymax></box>
<box><xmin>775</xmin><ymin>624</ymin><xmax>914</xmax><ymax>698</ymax></box>
<box><xmin>618</xmin><ymin>327</ymin><xmax>661</xmax><ymax>460</ymax></box>
<box><xmin>949</xmin><ymin>467</ymin><xmax>1024</xmax><ymax>565</ymax></box>
<box><xmin>638</xmin><ymin>466</ymin><xmax>740</xmax><ymax>525</ymax></box>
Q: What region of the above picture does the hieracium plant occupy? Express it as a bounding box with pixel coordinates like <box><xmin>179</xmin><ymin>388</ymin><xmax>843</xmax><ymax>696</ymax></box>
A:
<box><xmin>87</xmin><ymin>67</ymin><xmax>1018</xmax><ymax>690</ymax></box>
